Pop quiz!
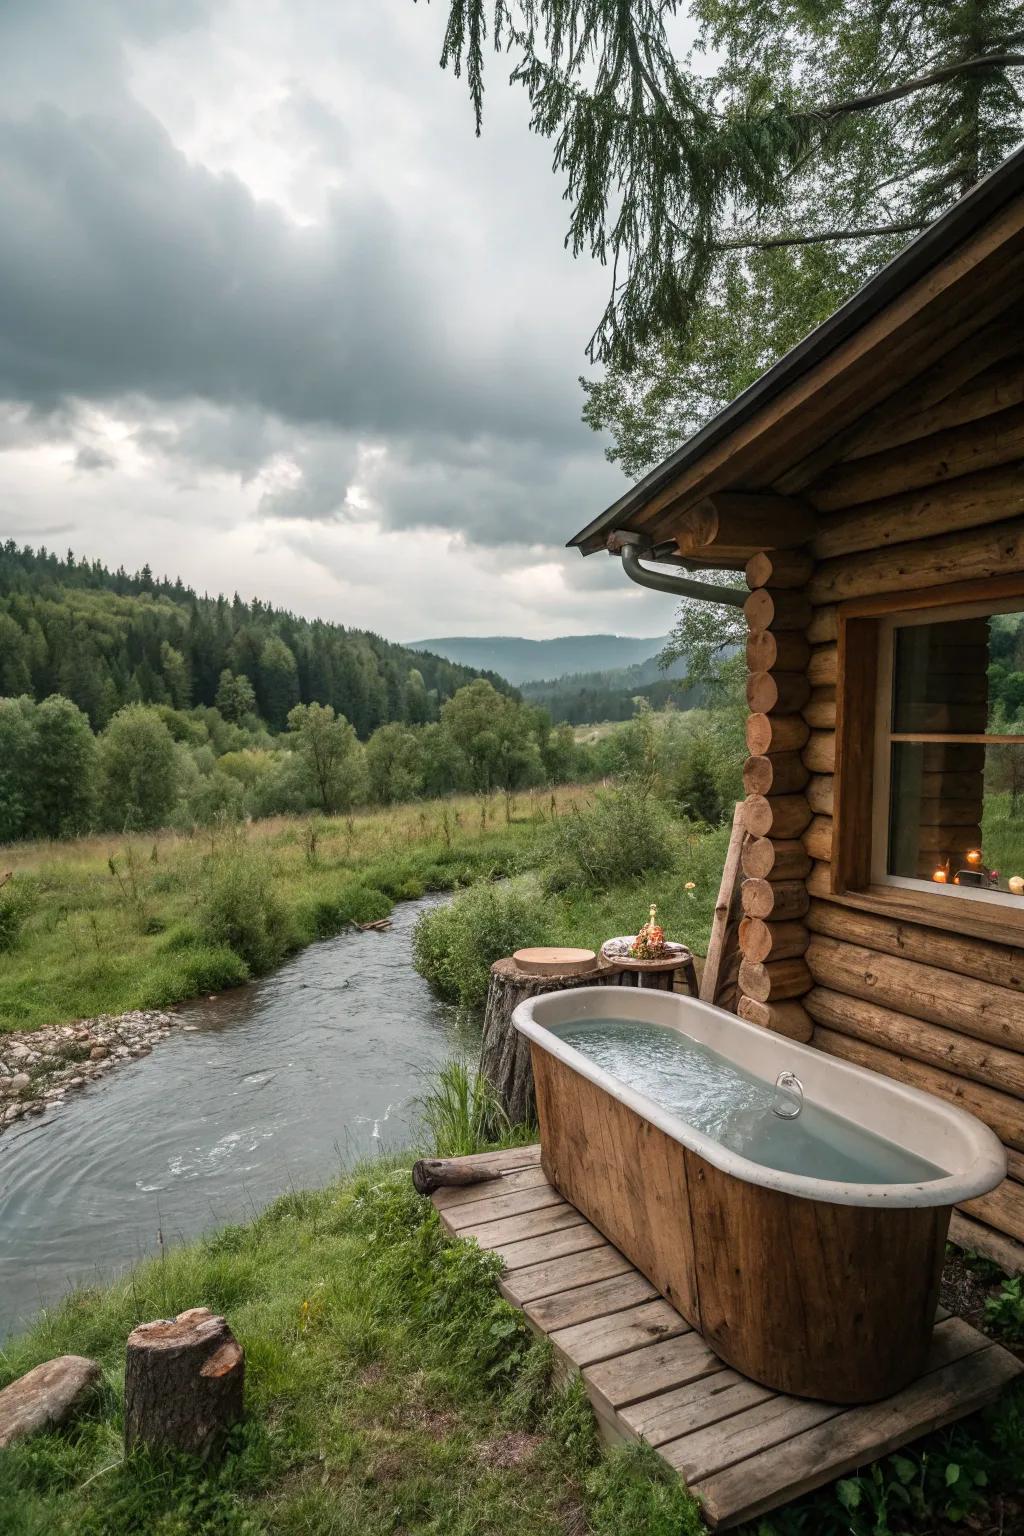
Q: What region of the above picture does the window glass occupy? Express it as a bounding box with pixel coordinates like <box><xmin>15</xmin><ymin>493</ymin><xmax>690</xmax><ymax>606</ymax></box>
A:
<box><xmin>882</xmin><ymin>608</ymin><xmax>1024</xmax><ymax>899</ymax></box>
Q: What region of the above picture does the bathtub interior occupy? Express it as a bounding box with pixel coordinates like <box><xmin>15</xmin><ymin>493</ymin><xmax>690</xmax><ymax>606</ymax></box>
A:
<box><xmin>515</xmin><ymin>986</ymin><xmax>1006</xmax><ymax>1207</ymax></box>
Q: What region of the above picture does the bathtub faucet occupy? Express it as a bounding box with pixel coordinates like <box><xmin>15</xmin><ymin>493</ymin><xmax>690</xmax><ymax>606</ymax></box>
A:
<box><xmin>772</xmin><ymin>1071</ymin><xmax>804</xmax><ymax>1119</ymax></box>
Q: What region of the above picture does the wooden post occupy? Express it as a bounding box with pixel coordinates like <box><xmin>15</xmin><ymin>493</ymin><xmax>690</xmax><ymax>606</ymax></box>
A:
<box><xmin>699</xmin><ymin>803</ymin><xmax>746</xmax><ymax>1009</ymax></box>
<box><xmin>479</xmin><ymin>958</ymin><xmax>626</xmax><ymax>1125</ymax></box>
<box><xmin>124</xmin><ymin>1308</ymin><xmax>244</xmax><ymax>1459</ymax></box>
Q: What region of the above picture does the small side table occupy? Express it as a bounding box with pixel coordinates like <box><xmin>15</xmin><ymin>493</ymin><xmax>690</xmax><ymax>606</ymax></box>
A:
<box><xmin>610</xmin><ymin>951</ymin><xmax>698</xmax><ymax>996</ymax></box>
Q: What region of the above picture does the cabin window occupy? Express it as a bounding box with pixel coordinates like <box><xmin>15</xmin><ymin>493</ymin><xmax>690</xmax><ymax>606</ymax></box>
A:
<box><xmin>872</xmin><ymin>601</ymin><xmax>1024</xmax><ymax>906</ymax></box>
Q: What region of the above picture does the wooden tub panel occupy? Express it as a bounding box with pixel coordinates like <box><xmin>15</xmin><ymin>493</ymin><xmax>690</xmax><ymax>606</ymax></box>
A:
<box><xmin>531</xmin><ymin>1043</ymin><xmax>702</xmax><ymax>1326</ymax></box>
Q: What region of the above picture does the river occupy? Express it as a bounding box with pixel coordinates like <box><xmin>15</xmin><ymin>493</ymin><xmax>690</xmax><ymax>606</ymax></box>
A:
<box><xmin>0</xmin><ymin>894</ymin><xmax>460</xmax><ymax>1341</ymax></box>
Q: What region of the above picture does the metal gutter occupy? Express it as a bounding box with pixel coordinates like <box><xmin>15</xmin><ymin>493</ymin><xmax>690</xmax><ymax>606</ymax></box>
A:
<box><xmin>569</xmin><ymin>141</ymin><xmax>1024</xmax><ymax>555</ymax></box>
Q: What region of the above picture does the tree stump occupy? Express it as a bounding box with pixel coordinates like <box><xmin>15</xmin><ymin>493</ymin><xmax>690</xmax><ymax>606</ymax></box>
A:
<box><xmin>124</xmin><ymin>1307</ymin><xmax>244</xmax><ymax>1459</ymax></box>
<box><xmin>479</xmin><ymin>957</ymin><xmax>625</xmax><ymax>1125</ymax></box>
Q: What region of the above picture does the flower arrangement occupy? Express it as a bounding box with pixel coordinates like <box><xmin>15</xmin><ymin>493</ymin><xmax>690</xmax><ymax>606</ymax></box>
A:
<box><xmin>630</xmin><ymin>903</ymin><xmax>666</xmax><ymax>960</ymax></box>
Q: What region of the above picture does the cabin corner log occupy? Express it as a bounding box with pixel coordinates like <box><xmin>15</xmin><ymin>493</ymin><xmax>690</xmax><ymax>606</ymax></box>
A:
<box><xmin>738</xmin><ymin>917</ymin><xmax>809</xmax><ymax>964</ymax></box>
<box><xmin>123</xmin><ymin>1308</ymin><xmax>244</xmax><ymax>1459</ymax></box>
<box><xmin>744</xmin><ymin>588</ymin><xmax>813</xmax><ymax>634</ymax></box>
<box><xmin>673</xmin><ymin>492</ymin><xmax>815</xmax><ymax>557</ymax></box>
<box><xmin>745</xmin><ymin>548</ymin><xmax>815</xmax><ymax>590</ymax></box>
<box><xmin>743</xmin><ymin>794</ymin><xmax>813</xmax><ymax>841</ymax></box>
<box><xmin>741</xmin><ymin>878</ymin><xmax>809</xmax><ymax>921</ymax></box>
<box><xmin>738</xmin><ymin>956</ymin><xmax>813</xmax><ymax>1003</ymax></box>
<box><xmin>746</xmin><ymin>713</ymin><xmax>810</xmax><ymax>756</ymax></box>
<box><xmin>737</xmin><ymin>996</ymin><xmax>814</xmax><ymax>1042</ymax></box>
<box><xmin>802</xmin><ymin>688</ymin><xmax>837</xmax><ymax>729</ymax></box>
<box><xmin>742</xmin><ymin>752</ymin><xmax>809</xmax><ymax>797</ymax></box>
<box><xmin>746</xmin><ymin>631</ymin><xmax>811</xmax><ymax>674</ymax></box>
<box><xmin>479</xmin><ymin>958</ymin><xmax>627</xmax><ymax>1126</ymax></box>
<box><xmin>746</xmin><ymin>670</ymin><xmax>812</xmax><ymax>715</ymax></box>
<box><xmin>741</xmin><ymin>837</ymin><xmax>812</xmax><ymax>882</ymax></box>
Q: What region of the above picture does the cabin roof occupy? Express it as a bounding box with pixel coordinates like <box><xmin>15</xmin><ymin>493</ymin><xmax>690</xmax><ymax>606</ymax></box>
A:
<box><xmin>569</xmin><ymin>142</ymin><xmax>1024</xmax><ymax>561</ymax></box>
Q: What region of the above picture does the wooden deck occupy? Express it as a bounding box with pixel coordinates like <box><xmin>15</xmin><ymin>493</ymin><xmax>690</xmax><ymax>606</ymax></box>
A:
<box><xmin>431</xmin><ymin>1145</ymin><xmax>1023</xmax><ymax>1530</ymax></box>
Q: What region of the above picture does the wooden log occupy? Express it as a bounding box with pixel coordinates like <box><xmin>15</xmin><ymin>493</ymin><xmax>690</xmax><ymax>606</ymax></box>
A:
<box><xmin>813</xmin><ymin>402</ymin><xmax>1024</xmax><ymax>513</ymax></box>
<box><xmin>412</xmin><ymin>1154</ymin><xmax>538</xmax><ymax>1195</ymax></box>
<box><xmin>744</xmin><ymin>588</ymin><xmax>813</xmax><ymax>634</ymax></box>
<box><xmin>806</xmin><ymin>899</ymin><xmax>1024</xmax><ymax>992</ymax></box>
<box><xmin>802</xmin><ymin>688</ymin><xmax>836</xmax><ymax>728</ymax></box>
<box><xmin>738</xmin><ymin>918</ymin><xmax>809</xmax><ymax>964</ymax></box>
<box><xmin>742</xmin><ymin>752</ymin><xmax>809</xmax><ymax>797</ymax></box>
<box><xmin>807</xmin><ymin>645</ymin><xmax>838</xmax><ymax>687</ymax></box>
<box><xmin>959</xmin><ymin>1177</ymin><xmax>1024</xmax><ymax>1244</ymax></box>
<box><xmin>741</xmin><ymin>837</ymin><xmax>812</xmax><ymax>882</ymax></box>
<box><xmin>802</xmin><ymin>731</ymin><xmax>836</xmax><ymax>773</ymax></box>
<box><xmin>480</xmin><ymin>958</ymin><xmax>626</xmax><ymax>1125</ymax></box>
<box><xmin>949</xmin><ymin>1211</ymin><xmax>1024</xmax><ymax>1277</ymax></box>
<box><xmin>675</xmin><ymin>492</ymin><xmax>815</xmax><ymax>553</ymax></box>
<box><xmin>805</xmin><ymin>986</ymin><xmax>1024</xmax><ymax>1100</ymax></box>
<box><xmin>746</xmin><ymin>713</ymin><xmax>810</xmax><ymax>755</ymax></box>
<box><xmin>741</xmin><ymin>878</ymin><xmax>810</xmax><ymax>921</ymax></box>
<box><xmin>745</xmin><ymin>549</ymin><xmax>814</xmax><ymax>590</ymax></box>
<box><xmin>737</xmin><ymin>996</ymin><xmax>814</xmax><ymax>1043</ymax></box>
<box><xmin>806</xmin><ymin>605</ymin><xmax>838</xmax><ymax>644</ymax></box>
<box><xmin>812</xmin><ymin>1026</ymin><xmax>1024</xmax><ymax>1151</ymax></box>
<box><xmin>803</xmin><ymin>816</ymin><xmax>833</xmax><ymax>862</ymax></box>
<box><xmin>806</xmin><ymin>935</ymin><xmax>1024</xmax><ymax>1054</ymax></box>
<box><xmin>738</xmin><ymin>956</ymin><xmax>812</xmax><ymax>1002</ymax></box>
<box><xmin>746</xmin><ymin>630</ymin><xmax>811</xmax><ymax>673</ymax></box>
<box><xmin>746</xmin><ymin>670</ymin><xmax>811</xmax><ymax>715</ymax></box>
<box><xmin>124</xmin><ymin>1308</ymin><xmax>244</xmax><ymax>1459</ymax></box>
<box><xmin>743</xmin><ymin>794</ymin><xmax>812</xmax><ymax>840</ymax></box>
<box><xmin>844</xmin><ymin>358</ymin><xmax>1024</xmax><ymax>461</ymax></box>
<box><xmin>809</xmin><ymin>514</ymin><xmax>1024</xmax><ymax>604</ymax></box>
<box><xmin>806</xmin><ymin>775</ymin><xmax>834</xmax><ymax>816</ymax></box>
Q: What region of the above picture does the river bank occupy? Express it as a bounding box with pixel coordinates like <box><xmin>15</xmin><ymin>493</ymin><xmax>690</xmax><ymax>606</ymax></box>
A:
<box><xmin>0</xmin><ymin>1011</ymin><xmax>176</xmax><ymax>1134</ymax></box>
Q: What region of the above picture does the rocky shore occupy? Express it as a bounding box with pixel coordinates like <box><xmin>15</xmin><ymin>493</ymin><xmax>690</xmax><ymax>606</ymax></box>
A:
<box><xmin>0</xmin><ymin>1011</ymin><xmax>176</xmax><ymax>1133</ymax></box>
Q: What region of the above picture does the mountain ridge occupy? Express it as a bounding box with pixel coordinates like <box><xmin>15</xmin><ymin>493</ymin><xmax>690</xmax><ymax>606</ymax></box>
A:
<box><xmin>408</xmin><ymin>632</ymin><xmax>671</xmax><ymax>685</ymax></box>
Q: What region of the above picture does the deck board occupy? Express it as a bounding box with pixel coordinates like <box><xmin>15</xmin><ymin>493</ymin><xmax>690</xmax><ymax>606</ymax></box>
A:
<box><xmin>431</xmin><ymin>1147</ymin><xmax>1023</xmax><ymax>1530</ymax></box>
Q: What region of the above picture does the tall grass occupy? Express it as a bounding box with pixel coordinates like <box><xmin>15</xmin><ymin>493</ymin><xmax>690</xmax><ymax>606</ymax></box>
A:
<box><xmin>0</xmin><ymin>788</ymin><xmax>591</xmax><ymax>1033</ymax></box>
<box><xmin>417</xmin><ymin>1059</ymin><xmax>534</xmax><ymax>1156</ymax></box>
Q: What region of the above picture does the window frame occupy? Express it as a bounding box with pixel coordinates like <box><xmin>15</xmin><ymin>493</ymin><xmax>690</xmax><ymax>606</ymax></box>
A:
<box><xmin>832</xmin><ymin>574</ymin><xmax>1024</xmax><ymax>940</ymax></box>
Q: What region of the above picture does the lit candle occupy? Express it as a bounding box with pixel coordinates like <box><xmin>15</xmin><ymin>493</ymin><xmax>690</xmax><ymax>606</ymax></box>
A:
<box><xmin>932</xmin><ymin>868</ymin><xmax>947</xmax><ymax>883</ymax></box>
<box><xmin>966</xmin><ymin>848</ymin><xmax>983</xmax><ymax>866</ymax></box>
<box><xmin>1009</xmin><ymin>876</ymin><xmax>1024</xmax><ymax>896</ymax></box>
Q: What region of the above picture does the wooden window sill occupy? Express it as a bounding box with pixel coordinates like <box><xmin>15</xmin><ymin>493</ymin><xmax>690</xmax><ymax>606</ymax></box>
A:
<box><xmin>821</xmin><ymin>881</ymin><xmax>1024</xmax><ymax>948</ymax></box>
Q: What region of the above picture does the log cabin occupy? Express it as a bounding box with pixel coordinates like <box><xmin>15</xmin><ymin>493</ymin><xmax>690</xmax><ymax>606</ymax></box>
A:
<box><xmin>569</xmin><ymin>142</ymin><xmax>1024</xmax><ymax>1276</ymax></box>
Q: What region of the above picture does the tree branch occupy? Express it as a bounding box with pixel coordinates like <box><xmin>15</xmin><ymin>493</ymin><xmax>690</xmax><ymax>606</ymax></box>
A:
<box><xmin>713</xmin><ymin>220</ymin><xmax>930</xmax><ymax>251</ymax></box>
<box><xmin>813</xmin><ymin>40</ymin><xmax>1024</xmax><ymax>120</ymax></box>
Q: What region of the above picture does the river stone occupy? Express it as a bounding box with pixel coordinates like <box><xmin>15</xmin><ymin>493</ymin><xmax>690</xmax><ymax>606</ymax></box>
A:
<box><xmin>10</xmin><ymin>1073</ymin><xmax>30</xmax><ymax>1091</ymax></box>
<box><xmin>0</xmin><ymin>1356</ymin><xmax>102</xmax><ymax>1447</ymax></box>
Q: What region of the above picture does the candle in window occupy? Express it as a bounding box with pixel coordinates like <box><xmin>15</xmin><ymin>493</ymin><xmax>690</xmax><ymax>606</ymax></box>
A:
<box><xmin>966</xmin><ymin>848</ymin><xmax>983</xmax><ymax>866</ymax></box>
<box><xmin>932</xmin><ymin>868</ymin><xmax>948</xmax><ymax>883</ymax></box>
<box><xmin>1009</xmin><ymin>875</ymin><xmax>1024</xmax><ymax>896</ymax></box>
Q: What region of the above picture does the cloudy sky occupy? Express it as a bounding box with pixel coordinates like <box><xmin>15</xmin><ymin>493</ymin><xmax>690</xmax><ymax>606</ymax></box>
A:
<box><xmin>0</xmin><ymin>0</ymin><xmax>677</xmax><ymax>641</ymax></box>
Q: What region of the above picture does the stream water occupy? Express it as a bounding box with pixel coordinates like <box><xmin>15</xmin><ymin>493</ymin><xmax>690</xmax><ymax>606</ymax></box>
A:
<box><xmin>0</xmin><ymin>895</ymin><xmax>459</xmax><ymax>1341</ymax></box>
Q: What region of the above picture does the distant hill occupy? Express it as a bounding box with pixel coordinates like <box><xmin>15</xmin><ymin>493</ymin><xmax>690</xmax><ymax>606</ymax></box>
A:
<box><xmin>407</xmin><ymin>633</ymin><xmax>671</xmax><ymax>685</ymax></box>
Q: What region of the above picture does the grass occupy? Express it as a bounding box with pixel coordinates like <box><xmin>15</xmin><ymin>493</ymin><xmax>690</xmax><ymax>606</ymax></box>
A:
<box><xmin>0</xmin><ymin>1159</ymin><xmax>707</xmax><ymax>1536</ymax></box>
<box><xmin>1</xmin><ymin>1154</ymin><xmax>1021</xmax><ymax>1536</ymax></box>
<box><xmin>0</xmin><ymin>788</ymin><xmax>590</xmax><ymax>1034</ymax></box>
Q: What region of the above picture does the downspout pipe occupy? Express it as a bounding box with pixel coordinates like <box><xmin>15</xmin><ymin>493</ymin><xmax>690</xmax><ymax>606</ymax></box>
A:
<box><xmin>617</xmin><ymin>535</ymin><xmax>747</xmax><ymax>608</ymax></box>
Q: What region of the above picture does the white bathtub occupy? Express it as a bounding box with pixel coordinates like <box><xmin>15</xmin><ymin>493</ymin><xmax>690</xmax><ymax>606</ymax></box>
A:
<box><xmin>513</xmin><ymin>985</ymin><xmax>1006</xmax><ymax>1400</ymax></box>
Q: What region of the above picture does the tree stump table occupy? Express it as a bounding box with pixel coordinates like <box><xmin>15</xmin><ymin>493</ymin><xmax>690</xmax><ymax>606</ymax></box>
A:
<box><xmin>607</xmin><ymin>952</ymin><xmax>699</xmax><ymax>995</ymax></box>
<box><xmin>124</xmin><ymin>1307</ymin><xmax>244</xmax><ymax>1460</ymax></box>
<box><xmin>479</xmin><ymin>955</ymin><xmax>627</xmax><ymax>1125</ymax></box>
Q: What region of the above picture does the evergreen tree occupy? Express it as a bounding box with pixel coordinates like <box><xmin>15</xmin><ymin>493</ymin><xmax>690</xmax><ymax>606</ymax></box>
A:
<box><xmin>258</xmin><ymin>637</ymin><xmax>301</xmax><ymax>731</ymax></box>
<box><xmin>215</xmin><ymin>669</ymin><xmax>257</xmax><ymax>723</ymax></box>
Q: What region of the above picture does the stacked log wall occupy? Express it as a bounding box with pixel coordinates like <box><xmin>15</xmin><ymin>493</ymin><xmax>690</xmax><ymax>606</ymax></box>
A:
<box><xmin>789</xmin><ymin>353</ymin><xmax>1024</xmax><ymax>1269</ymax></box>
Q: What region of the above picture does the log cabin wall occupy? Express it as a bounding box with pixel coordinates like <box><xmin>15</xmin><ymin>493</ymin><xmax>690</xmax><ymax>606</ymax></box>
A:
<box><xmin>738</xmin><ymin>342</ymin><xmax>1024</xmax><ymax>1273</ymax></box>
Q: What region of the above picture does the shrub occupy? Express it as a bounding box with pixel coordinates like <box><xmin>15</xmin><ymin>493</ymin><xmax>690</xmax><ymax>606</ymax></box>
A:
<box><xmin>542</xmin><ymin>788</ymin><xmax>678</xmax><ymax>893</ymax></box>
<box><xmin>0</xmin><ymin>877</ymin><xmax>35</xmax><ymax>954</ymax></box>
<box><xmin>413</xmin><ymin>880</ymin><xmax>548</xmax><ymax>1007</ymax></box>
<box><xmin>197</xmin><ymin>831</ymin><xmax>294</xmax><ymax>974</ymax></box>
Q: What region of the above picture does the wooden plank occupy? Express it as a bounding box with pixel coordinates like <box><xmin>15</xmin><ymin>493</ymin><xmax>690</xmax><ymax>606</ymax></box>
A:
<box><xmin>432</xmin><ymin>1161</ymin><xmax>549</xmax><ymax>1211</ymax></box>
<box><xmin>700</xmin><ymin>801</ymin><xmax>747</xmax><ymax>1008</ymax></box>
<box><xmin>442</xmin><ymin>1180</ymin><xmax>565</xmax><ymax>1230</ymax></box>
<box><xmin>691</xmin><ymin>1326</ymin><xmax>1021</xmax><ymax>1529</ymax></box>
<box><xmin>584</xmin><ymin>1331</ymin><xmax>724</xmax><ymax>1414</ymax></box>
<box><xmin>524</xmin><ymin>1270</ymin><xmax>658</xmax><ymax>1333</ymax></box>
<box><xmin>491</xmin><ymin>1221</ymin><xmax>607</xmax><ymax>1272</ymax></box>
<box><xmin>949</xmin><ymin>1211</ymin><xmax>1024</xmax><ymax>1276</ymax></box>
<box><xmin>550</xmin><ymin>1300</ymin><xmax>690</xmax><ymax>1370</ymax></box>
<box><xmin>458</xmin><ymin>1202</ymin><xmax>586</xmax><ymax>1249</ymax></box>
<box><xmin>620</xmin><ymin>1371</ymin><xmax>774</xmax><ymax>1448</ymax></box>
<box><xmin>498</xmin><ymin>1242</ymin><xmax>635</xmax><ymax>1305</ymax></box>
<box><xmin>662</xmin><ymin>1392</ymin><xmax>844</xmax><ymax>1485</ymax></box>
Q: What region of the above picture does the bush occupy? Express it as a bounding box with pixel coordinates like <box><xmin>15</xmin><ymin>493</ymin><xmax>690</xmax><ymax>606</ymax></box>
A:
<box><xmin>418</xmin><ymin>1058</ymin><xmax>523</xmax><ymax>1155</ymax></box>
<box><xmin>0</xmin><ymin>877</ymin><xmax>35</xmax><ymax>953</ymax></box>
<box><xmin>542</xmin><ymin>788</ymin><xmax>678</xmax><ymax>893</ymax></box>
<box><xmin>413</xmin><ymin>880</ymin><xmax>548</xmax><ymax>1007</ymax></box>
<box><xmin>197</xmin><ymin>831</ymin><xmax>294</xmax><ymax>974</ymax></box>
